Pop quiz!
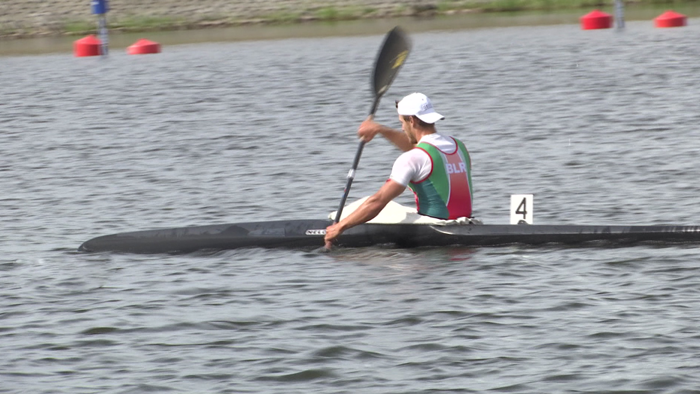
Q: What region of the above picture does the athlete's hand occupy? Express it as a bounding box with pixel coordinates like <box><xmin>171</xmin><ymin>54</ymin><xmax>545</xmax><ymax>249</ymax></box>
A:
<box><xmin>324</xmin><ymin>223</ymin><xmax>343</xmax><ymax>249</ymax></box>
<box><xmin>357</xmin><ymin>117</ymin><xmax>381</xmax><ymax>142</ymax></box>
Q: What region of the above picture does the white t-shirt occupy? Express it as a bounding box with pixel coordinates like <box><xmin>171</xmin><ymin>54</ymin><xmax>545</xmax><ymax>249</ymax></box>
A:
<box><xmin>389</xmin><ymin>134</ymin><xmax>458</xmax><ymax>187</ymax></box>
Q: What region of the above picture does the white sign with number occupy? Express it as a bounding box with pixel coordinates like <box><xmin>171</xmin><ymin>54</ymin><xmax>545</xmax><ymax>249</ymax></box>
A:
<box><xmin>510</xmin><ymin>194</ymin><xmax>534</xmax><ymax>224</ymax></box>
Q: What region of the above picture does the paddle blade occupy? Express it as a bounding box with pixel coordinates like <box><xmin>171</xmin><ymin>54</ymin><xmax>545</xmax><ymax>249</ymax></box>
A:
<box><xmin>372</xmin><ymin>26</ymin><xmax>411</xmax><ymax>101</ymax></box>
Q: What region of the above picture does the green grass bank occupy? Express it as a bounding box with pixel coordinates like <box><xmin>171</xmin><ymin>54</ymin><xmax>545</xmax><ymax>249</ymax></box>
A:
<box><xmin>1</xmin><ymin>0</ymin><xmax>698</xmax><ymax>39</ymax></box>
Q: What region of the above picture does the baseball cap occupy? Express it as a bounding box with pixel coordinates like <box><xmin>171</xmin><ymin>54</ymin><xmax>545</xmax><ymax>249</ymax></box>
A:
<box><xmin>395</xmin><ymin>92</ymin><xmax>444</xmax><ymax>124</ymax></box>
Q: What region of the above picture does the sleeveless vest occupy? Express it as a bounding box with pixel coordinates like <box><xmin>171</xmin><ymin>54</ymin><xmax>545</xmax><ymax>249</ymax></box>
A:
<box><xmin>408</xmin><ymin>137</ymin><xmax>473</xmax><ymax>219</ymax></box>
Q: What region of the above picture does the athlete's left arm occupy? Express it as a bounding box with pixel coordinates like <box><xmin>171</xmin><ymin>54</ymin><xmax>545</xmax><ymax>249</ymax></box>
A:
<box><xmin>325</xmin><ymin>180</ymin><xmax>406</xmax><ymax>245</ymax></box>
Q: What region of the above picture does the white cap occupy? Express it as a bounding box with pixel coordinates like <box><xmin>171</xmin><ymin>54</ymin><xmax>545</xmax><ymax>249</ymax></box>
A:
<box><xmin>396</xmin><ymin>92</ymin><xmax>444</xmax><ymax>124</ymax></box>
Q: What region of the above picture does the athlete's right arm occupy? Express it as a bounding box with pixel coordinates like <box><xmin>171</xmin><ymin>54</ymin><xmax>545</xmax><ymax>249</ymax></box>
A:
<box><xmin>357</xmin><ymin>117</ymin><xmax>413</xmax><ymax>152</ymax></box>
<box><xmin>324</xmin><ymin>179</ymin><xmax>406</xmax><ymax>248</ymax></box>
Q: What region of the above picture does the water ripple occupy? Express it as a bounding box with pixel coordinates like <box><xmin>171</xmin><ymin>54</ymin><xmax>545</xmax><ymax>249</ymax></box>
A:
<box><xmin>3</xmin><ymin>22</ymin><xmax>700</xmax><ymax>394</ymax></box>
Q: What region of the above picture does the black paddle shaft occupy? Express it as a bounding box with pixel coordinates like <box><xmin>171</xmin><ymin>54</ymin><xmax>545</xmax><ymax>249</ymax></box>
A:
<box><xmin>333</xmin><ymin>26</ymin><xmax>411</xmax><ymax>223</ymax></box>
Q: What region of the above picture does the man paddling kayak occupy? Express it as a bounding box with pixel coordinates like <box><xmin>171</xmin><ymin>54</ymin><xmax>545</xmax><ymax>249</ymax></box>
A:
<box><xmin>325</xmin><ymin>92</ymin><xmax>473</xmax><ymax>247</ymax></box>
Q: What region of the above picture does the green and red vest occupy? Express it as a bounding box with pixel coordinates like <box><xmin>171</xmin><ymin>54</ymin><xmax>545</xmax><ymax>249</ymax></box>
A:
<box><xmin>408</xmin><ymin>137</ymin><xmax>473</xmax><ymax>219</ymax></box>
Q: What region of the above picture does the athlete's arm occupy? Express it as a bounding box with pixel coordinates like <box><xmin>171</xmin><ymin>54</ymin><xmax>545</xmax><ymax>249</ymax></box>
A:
<box><xmin>325</xmin><ymin>180</ymin><xmax>406</xmax><ymax>247</ymax></box>
<box><xmin>357</xmin><ymin>117</ymin><xmax>414</xmax><ymax>152</ymax></box>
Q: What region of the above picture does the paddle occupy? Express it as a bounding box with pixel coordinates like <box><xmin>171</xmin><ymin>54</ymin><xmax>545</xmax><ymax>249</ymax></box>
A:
<box><xmin>331</xmin><ymin>26</ymin><xmax>411</xmax><ymax>225</ymax></box>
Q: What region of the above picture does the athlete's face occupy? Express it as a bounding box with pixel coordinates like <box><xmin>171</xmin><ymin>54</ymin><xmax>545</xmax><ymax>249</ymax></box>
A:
<box><xmin>398</xmin><ymin>114</ymin><xmax>418</xmax><ymax>145</ymax></box>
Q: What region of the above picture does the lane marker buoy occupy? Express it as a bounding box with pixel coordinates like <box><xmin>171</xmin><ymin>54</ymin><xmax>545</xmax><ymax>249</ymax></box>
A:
<box><xmin>581</xmin><ymin>10</ymin><xmax>613</xmax><ymax>30</ymax></box>
<box><xmin>655</xmin><ymin>10</ymin><xmax>687</xmax><ymax>28</ymax></box>
<box><xmin>74</xmin><ymin>35</ymin><xmax>102</xmax><ymax>57</ymax></box>
<box><xmin>127</xmin><ymin>39</ymin><xmax>161</xmax><ymax>55</ymax></box>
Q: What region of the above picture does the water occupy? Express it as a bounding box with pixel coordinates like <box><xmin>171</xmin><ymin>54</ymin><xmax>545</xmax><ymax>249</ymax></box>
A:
<box><xmin>3</xmin><ymin>20</ymin><xmax>700</xmax><ymax>393</ymax></box>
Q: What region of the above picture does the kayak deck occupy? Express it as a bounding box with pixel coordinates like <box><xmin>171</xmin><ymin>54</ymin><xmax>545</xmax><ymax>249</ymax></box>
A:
<box><xmin>78</xmin><ymin>220</ymin><xmax>700</xmax><ymax>254</ymax></box>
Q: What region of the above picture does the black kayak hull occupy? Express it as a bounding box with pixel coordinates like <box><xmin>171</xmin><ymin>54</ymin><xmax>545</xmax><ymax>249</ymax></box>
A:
<box><xmin>78</xmin><ymin>220</ymin><xmax>700</xmax><ymax>254</ymax></box>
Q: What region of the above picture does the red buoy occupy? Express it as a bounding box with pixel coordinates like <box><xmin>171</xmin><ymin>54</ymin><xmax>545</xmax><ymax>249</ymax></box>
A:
<box><xmin>581</xmin><ymin>10</ymin><xmax>613</xmax><ymax>30</ymax></box>
<box><xmin>655</xmin><ymin>10</ymin><xmax>687</xmax><ymax>28</ymax></box>
<box><xmin>127</xmin><ymin>39</ymin><xmax>161</xmax><ymax>55</ymax></box>
<box><xmin>74</xmin><ymin>35</ymin><xmax>102</xmax><ymax>57</ymax></box>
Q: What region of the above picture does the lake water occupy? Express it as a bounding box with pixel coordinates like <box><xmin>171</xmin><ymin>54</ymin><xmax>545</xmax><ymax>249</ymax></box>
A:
<box><xmin>3</xmin><ymin>18</ymin><xmax>700</xmax><ymax>393</ymax></box>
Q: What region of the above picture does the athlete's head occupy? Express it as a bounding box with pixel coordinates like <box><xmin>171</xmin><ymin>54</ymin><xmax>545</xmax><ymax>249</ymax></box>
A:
<box><xmin>395</xmin><ymin>93</ymin><xmax>444</xmax><ymax>124</ymax></box>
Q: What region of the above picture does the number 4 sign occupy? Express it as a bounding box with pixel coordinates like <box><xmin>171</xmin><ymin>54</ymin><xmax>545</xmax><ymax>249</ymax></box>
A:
<box><xmin>510</xmin><ymin>194</ymin><xmax>534</xmax><ymax>224</ymax></box>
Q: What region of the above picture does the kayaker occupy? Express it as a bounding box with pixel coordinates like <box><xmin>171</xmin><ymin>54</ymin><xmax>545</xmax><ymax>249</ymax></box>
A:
<box><xmin>325</xmin><ymin>92</ymin><xmax>473</xmax><ymax>247</ymax></box>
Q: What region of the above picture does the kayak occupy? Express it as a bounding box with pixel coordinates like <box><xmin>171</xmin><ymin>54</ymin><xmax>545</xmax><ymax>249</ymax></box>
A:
<box><xmin>78</xmin><ymin>198</ymin><xmax>700</xmax><ymax>254</ymax></box>
<box><xmin>78</xmin><ymin>219</ymin><xmax>700</xmax><ymax>254</ymax></box>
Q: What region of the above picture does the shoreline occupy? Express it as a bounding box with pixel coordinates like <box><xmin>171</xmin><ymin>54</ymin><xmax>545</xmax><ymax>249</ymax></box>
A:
<box><xmin>0</xmin><ymin>0</ymin><xmax>685</xmax><ymax>40</ymax></box>
<box><xmin>0</xmin><ymin>0</ymin><xmax>482</xmax><ymax>40</ymax></box>
<box><xmin>1</xmin><ymin>1</ymin><xmax>472</xmax><ymax>39</ymax></box>
<box><xmin>0</xmin><ymin>8</ymin><xmax>480</xmax><ymax>40</ymax></box>
<box><xmin>2</xmin><ymin>0</ymin><xmax>699</xmax><ymax>41</ymax></box>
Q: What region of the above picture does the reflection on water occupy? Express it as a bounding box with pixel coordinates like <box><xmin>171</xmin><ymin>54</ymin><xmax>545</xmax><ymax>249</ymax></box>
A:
<box><xmin>2</xmin><ymin>4</ymin><xmax>699</xmax><ymax>57</ymax></box>
<box><xmin>329</xmin><ymin>246</ymin><xmax>477</xmax><ymax>266</ymax></box>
